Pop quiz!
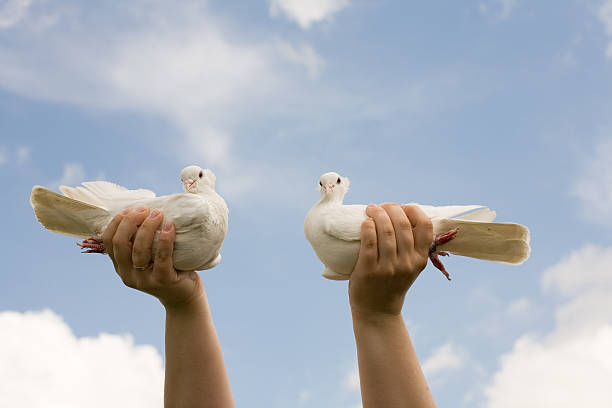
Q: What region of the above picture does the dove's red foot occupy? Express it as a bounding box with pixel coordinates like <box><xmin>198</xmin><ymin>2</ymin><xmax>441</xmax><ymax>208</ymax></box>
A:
<box><xmin>77</xmin><ymin>237</ymin><xmax>106</xmax><ymax>254</ymax></box>
<box><xmin>434</xmin><ymin>228</ymin><xmax>458</xmax><ymax>246</ymax></box>
<box><xmin>429</xmin><ymin>251</ymin><xmax>451</xmax><ymax>280</ymax></box>
<box><xmin>429</xmin><ymin>228</ymin><xmax>459</xmax><ymax>281</ymax></box>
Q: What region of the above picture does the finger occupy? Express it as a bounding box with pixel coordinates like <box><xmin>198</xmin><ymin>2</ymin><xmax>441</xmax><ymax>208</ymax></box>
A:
<box><xmin>112</xmin><ymin>207</ymin><xmax>150</xmax><ymax>272</ymax></box>
<box><xmin>132</xmin><ymin>209</ymin><xmax>163</xmax><ymax>269</ymax></box>
<box><xmin>401</xmin><ymin>205</ymin><xmax>433</xmax><ymax>255</ymax></box>
<box><xmin>355</xmin><ymin>217</ymin><xmax>378</xmax><ymax>270</ymax></box>
<box><xmin>380</xmin><ymin>202</ymin><xmax>414</xmax><ymax>255</ymax></box>
<box><xmin>152</xmin><ymin>221</ymin><xmax>177</xmax><ymax>285</ymax></box>
<box><xmin>102</xmin><ymin>211</ymin><xmax>127</xmax><ymax>268</ymax></box>
<box><xmin>366</xmin><ymin>204</ymin><xmax>397</xmax><ymax>263</ymax></box>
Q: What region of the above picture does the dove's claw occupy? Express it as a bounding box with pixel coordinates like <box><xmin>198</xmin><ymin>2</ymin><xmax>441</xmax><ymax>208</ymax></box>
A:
<box><xmin>77</xmin><ymin>237</ymin><xmax>106</xmax><ymax>254</ymax></box>
<box><xmin>428</xmin><ymin>229</ymin><xmax>459</xmax><ymax>280</ymax></box>
<box><xmin>429</xmin><ymin>251</ymin><xmax>451</xmax><ymax>280</ymax></box>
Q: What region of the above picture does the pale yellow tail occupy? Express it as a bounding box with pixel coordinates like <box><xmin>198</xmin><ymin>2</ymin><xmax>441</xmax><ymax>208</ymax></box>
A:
<box><xmin>30</xmin><ymin>186</ymin><xmax>110</xmax><ymax>239</ymax></box>
<box><xmin>434</xmin><ymin>218</ymin><xmax>531</xmax><ymax>265</ymax></box>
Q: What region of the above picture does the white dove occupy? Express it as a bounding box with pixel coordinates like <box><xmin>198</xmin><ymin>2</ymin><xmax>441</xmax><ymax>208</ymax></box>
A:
<box><xmin>304</xmin><ymin>172</ymin><xmax>530</xmax><ymax>280</ymax></box>
<box><xmin>30</xmin><ymin>165</ymin><xmax>228</xmax><ymax>271</ymax></box>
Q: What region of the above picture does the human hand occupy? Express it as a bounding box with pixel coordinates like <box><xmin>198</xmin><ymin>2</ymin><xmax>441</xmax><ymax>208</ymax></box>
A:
<box><xmin>102</xmin><ymin>207</ymin><xmax>204</xmax><ymax>310</ymax></box>
<box><xmin>349</xmin><ymin>203</ymin><xmax>433</xmax><ymax>317</ymax></box>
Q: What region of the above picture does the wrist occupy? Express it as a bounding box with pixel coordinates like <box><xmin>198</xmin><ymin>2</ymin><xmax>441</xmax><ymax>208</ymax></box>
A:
<box><xmin>163</xmin><ymin>287</ymin><xmax>207</xmax><ymax>316</ymax></box>
<box><xmin>350</xmin><ymin>307</ymin><xmax>404</xmax><ymax>326</ymax></box>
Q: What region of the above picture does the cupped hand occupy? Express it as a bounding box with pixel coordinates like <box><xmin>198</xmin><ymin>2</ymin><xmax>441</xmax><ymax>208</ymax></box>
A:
<box><xmin>349</xmin><ymin>203</ymin><xmax>433</xmax><ymax>317</ymax></box>
<box><xmin>102</xmin><ymin>207</ymin><xmax>203</xmax><ymax>309</ymax></box>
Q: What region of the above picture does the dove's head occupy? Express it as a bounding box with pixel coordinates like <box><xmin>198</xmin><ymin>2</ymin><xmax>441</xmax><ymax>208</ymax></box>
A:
<box><xmin>318</xmin><ymin>172</ymin><xmax>350</xmax><ymax>202</ymax></box>
<box><xmin>181</xmin><ymin>165</ymin><xmax>216</xmax><ymax>193</ymax></box>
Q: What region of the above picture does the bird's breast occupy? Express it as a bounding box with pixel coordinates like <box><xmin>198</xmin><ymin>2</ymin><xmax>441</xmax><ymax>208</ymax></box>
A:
<box><xmin>305</xmin><ymin>207</ymin><xmax>360</xmax><ymax>276</ymax></box>
<box><xmin>153</xmin><ymin>193</ymin><xmax>228</xmax><ymax>270</ymax></box>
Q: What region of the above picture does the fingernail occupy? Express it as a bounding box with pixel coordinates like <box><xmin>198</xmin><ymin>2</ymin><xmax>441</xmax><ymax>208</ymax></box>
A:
<box><xmin>121</xmin><ymin>208</ymin><xmax>131</xmax><ymax>215</ymax></box>
<box><xmin>163</xmin><ymin>221</ymin><xmax>173</xmax><ymax>232</ymax></box>
<box><xmin>136</xmin><ymin>206</ymin><xmax>147</xmax><ymax>213</ymax></box>
<box><xmin>149</xmin><ymin>209</ymin><xmax>160</xmax><ymax>219</ymax></box>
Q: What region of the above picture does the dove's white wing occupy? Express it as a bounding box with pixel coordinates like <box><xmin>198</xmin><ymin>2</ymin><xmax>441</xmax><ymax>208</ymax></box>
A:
<box><xmin>411</xmin><ymin>204</ymin><xmax>487</xmax><ymax>221</ymax></box>
<box><xmin>324</xmin><ymin>204</ymin><xmax>494</xmax><ymax>242</ymax></box>
<box><xmin>454</xmin><ymin>207</ymin><xmax>496</xmax><ymax>222</ymax></box>
<box><xmin>60</xmin><ymin>181</ymin><xmax>156</xmax><ymax>211</ymax></box>
<box><xmin>323</xmin><ymin>204</ymin><xmax>367</xmax><ymax>241</ymax></box>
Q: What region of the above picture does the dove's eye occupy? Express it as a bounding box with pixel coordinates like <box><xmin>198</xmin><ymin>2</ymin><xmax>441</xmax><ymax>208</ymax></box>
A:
<box><xmin>336</xmin><ymin>177</ymin><xmax>341</xmax><ymax>184</ymax></box>
<box><xmin>319</xmin><ymin>181</ymin><xmax>323</xmax><ymax>187</ymax></box>
<box><xmin>199</xmin><ymin>171</ymin><xmax>203</xmax><ymax>178</ymax></box>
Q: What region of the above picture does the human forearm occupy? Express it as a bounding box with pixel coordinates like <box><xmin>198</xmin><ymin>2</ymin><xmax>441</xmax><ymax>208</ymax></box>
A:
<box><xmin>348</xmin><ymin>204</ymin><xmax>436</xmax><ymax>408</ymax></box>
<box><xmin>352</xmin><ymin>310</ymin><xmax>436</xmax><ymax>408</ymax></box>
<box><xmin>164</xmin><ymin>292</ymin><xmax>234</xmax><ymax>408</ymax></box>
<box><xmin>102</xmin><ymin>209</ymin><xmax>235</xmax><ymax>407</ymax></box>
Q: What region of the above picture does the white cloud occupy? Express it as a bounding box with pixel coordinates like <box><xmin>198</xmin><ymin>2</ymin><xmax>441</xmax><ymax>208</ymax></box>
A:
<box><xmin>297</xmin><ymin>389</ymin><xmax>312</xmax><ymax>406</ymax></box>
<box><xmin>479</xmin><ymin>0</ymin><xmax>517</xmax><ymax>20</ymax></box>
<box><xmin>0</xmin><ymin>0</ymin><xmax>32</xmax><ymax>29</ymax></box>
<box><xmin>48</xmin><ymin>163</ymin><xmax>86</xmax><ymax>190</ymax></box>
<box><xmin>541</xmin><ymin>245</ymin><xmax>612</xmax><ymax>338</ymax></box>
<box><xmin>422</xmin><ymin>342</ymin><xmax>466</xmax><ymax>378</ymax></box>
<box><xmin>0</xmin><ymin>309</ymin><xmax>164</xmax><ymax>408</ymax></box>
<box><xmin>0</xmin><ymin>145</ymin><xmax>30</xmax><ymax>165</ymax></box>
<box><xmin>572</xmin><ymin>139</ymin><xmax>612</xmax><ymax>224</ymax></box>
<box><xmin>541</xmin><ymin>244</ymin><xmax>612</xmax><ymax>297</ymax></box>
<box><xmin>554</xmin><ymin>33</ymin><xmax>581</xmax><ymax>70</ymax></box>
<box><xmin>557</xmin><ymin>49</ymin><xmax>577</xmax><ymax>68</ymax></box>
<box><xmin>505</xmin><ymin>297</ymin><xmax>531</xmax><ymax>318</ymax></box>
<box><xmin>339</xmin><ymin>364</ymin><xmax>362</xmax><ymax>408</ymax></box>
<box><xmin>484</xmin><ymin>244</ymin><xmax>612</xmax><ymax>407</ymax></box>
<box><xmin>16</xmin><ymin>145</ymin><xmax>30</xmax><ymax>163</ymax></box>
<box><xmin>276</xmin><ymin>41</ymin><xmax>325</xmax><ymax>79</ymax></box>
<box><xmin>0</xmin><ymin>1</ymin><xmax>331</xmax><ymax>200</ymax></box>
<box><xmin>0</xmin><ymin>146</ymin><xmax>7</xmax><ymax>165</ymax></box>
<box><xmin>343</xmin><ymin>364</ymin><xmax>360</xmax><ymax>391</ymax></box>
<box><xmin>485</xmin><ymin>327</ymin><xmax>612</xmax><ymax>407</ymax></box>
<box><xmin>0</xmin><ymin>2</ymin><xmax>469</xmax><ymax>206</ymax></box>
<box><xmin>498</xmin><ymin>0</ymin><xmax>517</xmax><ymax>19</ymax></box>
<box><xmin>269</xmin><ymin>0</ymin><xmax>350</xmax><ymax>29</ymax></box>
<box><xmin>0</xmin><ymin>3</ymin><xmax>273</xmax><ymax>169</ymax></box>
<box><xmin>600</xmin><ymin>0</ymin><xmax>612</xmax><ymax>58</ymax></box>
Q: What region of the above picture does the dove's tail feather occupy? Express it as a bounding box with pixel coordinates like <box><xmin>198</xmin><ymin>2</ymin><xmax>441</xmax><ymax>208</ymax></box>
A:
<box><xmin>434</xmin><ymin>218</ymin><xmax>531</xmax><ymax>264</ymax></box>
<box><xmin>30</xmin><ymin>186</ymin><xmax>111</xmax><ymax>239</ymax></box>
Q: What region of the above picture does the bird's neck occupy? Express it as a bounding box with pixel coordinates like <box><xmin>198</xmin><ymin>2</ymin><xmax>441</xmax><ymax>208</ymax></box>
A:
<box><xmin>190</xmin><ymin>185</ymin><xmax>215</xmax><ymax>195</ymax></box>
<box><xmin>318</xmin><ymin>194</ymin><xmax>344</xmax><ymax>205</ymax></box>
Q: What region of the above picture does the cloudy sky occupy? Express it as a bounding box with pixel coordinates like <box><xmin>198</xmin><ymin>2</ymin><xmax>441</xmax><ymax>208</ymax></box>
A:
<box><xmin>2</xmin><ymin>0</ymin><xmax>612</xmax><ymax>407</ymax></box>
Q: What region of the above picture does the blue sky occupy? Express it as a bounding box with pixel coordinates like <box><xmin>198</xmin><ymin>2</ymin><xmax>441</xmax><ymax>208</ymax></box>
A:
<box><xmin>2</xmin><ymin>0</ymin><xmax>612</xmax><ymax>407</ymax></box>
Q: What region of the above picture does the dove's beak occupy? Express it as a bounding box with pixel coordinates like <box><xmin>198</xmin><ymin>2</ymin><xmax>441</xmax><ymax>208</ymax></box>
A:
<box><xmin>183</xmin><ymin>178</ymin><xmax>196</xmax><ymax>192</ymax></box>
<box><xmin>324</xmin><ymin>184</ymin><xmax>334</xmax><ymax>193</ymax></box>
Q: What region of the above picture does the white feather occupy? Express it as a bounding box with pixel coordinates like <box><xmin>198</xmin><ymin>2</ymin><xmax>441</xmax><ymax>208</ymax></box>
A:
<box><xmin>410</xmin><ymin>204</ymin><xmax>485</xmax><ymax>220</ymax></box>
<box><xmin>60</xmin><ymin>181</ymin><xmax>156</xmax><ymax>212</ymax></box>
